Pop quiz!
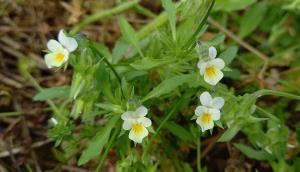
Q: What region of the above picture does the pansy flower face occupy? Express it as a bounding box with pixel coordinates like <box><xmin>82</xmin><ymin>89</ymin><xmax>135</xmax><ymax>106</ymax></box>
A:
<box><xmin>44</xmin><ymin>30</ymin><xmax>78</xmax><ymax>68</ymax></box>
<box><xmin>121</xmin><ymin>106</ymin><xmax>152</xmax><ymax>143</ymax></box>
<box><xmin>195</xmin><ymin>92</ymin><xmax>224</xmax><ymax>132</ymax></box>
<box><xmin>197</xmin><ymin>46</ymin><xmax>225</xmax><ymax>85</ymax></box>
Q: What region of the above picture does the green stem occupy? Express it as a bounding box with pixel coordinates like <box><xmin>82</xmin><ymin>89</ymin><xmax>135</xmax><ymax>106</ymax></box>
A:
<box><xmin>0</xmin><ymin>111</ymin><xmax>22</xmax><ymax>117</ymax></box>
<box><xmin>196</xmin><ymin>136</ymin><xmax>201</xmax><ymax>172</ymax></box>
<box><xmin>255</xmin><ymin>89</ymin><xmax>300</xmax><ymax>101</ymax></box>
<box><xmin>96</xmin><ymin>124</ymin><xmax>120</xmax><ymax>172</ymax></box>
<box><xmin>70</xmin><ymin>0</ymin><xmax>140</xmax><ymax>35</ymax></box>
<box><xmin>133</xmin><ymin>5</ymin><xmax>157</xmax><ymax>18</ymax></box>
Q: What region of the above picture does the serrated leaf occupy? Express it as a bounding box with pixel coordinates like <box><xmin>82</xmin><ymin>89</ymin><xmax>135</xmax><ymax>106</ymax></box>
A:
<box><xmin>78</xmin><ymin>115</ymin><xmax>119</xmax><ymax>165</ymax></box>
<box><xmin>234</xmin><ymin>143</ymin><xmax>275</xmax><ymax>161</ymax></box>
<box><xmin>33</xmin><ymin>86</ymin><xmax>70</xmax><ymax>101</ymax></box>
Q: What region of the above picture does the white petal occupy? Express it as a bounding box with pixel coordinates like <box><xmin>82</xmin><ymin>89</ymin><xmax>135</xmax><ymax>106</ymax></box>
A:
<box><xmin>129</xmin><ymin>126</ymin><xmax>148</xmax><ymax>143</ymax></box>
<box><xmin>204</xmin><ymin>67</ymin><xmax>223</xmax><ymax>85</ymax></box>
<box><xmin>122</xmin><ymin>120</ymin><xmax>132</xmax><ymax>130</ymax></box>
<box><xmin>196</xmin><ymin>116</ymin><xmax>214</xmax><ymax>132</ymax></box>
<box><xmin>209</xmin><ymin>58</ymin><xmax>225</xmax><ymax>70</ymax></box>
<box><xmin>208</xmin><ymin>46</ymin><xmax>217</xmax><ymax>59</ymax></box>
<box><xmin>198</xmin><ymin>61</ymin><xmax>207</xmax><ymax>75</ymax></box>
<box><xmin>121</xmin><ymin>111</ymin><xmax>134</xmax><ymax>120</ymax></box>
<box><xmin>138</xmin><ymin>117</ymin><xmax>152</xmax><ymax>127</ymax></box>
<box><xmin>200</xmin><ymin>91</ymin><xmax>212</xmax><ymax>107</ymax></box>
<box><xmin>209</xmin><ymin>108</ymin><xmax>221</xmax><ymax>120</ymax></box>
<box><xmin>47</xmin><ymin>40</ymin><xmax>63</xmax><ymax>52</ymax></box>
<box><xmin>195</xmin><ymin>106</ymin><xmax>207</xmax><ymax>116</ymax></box>
<box><xmin>44</xmin><ymin>53</ymin><xmax>56</xmax><ymax>68</ymax></box>
<box><xmin>212</xmin><ymin>97</ymin><xmax>225</xmax><ymax>109</ymax></box>
<box><xmin>58</xmin><ymin>29</ymin><xmax>78</xmax><ymax>52</ymax></box>
<box><xmin>135</xmin><ymin>106</ymin><xmax>148</xmax><ymax>117</ymax></box>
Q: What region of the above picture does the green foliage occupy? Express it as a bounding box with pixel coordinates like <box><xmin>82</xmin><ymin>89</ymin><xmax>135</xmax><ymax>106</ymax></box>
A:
<box><xmin>33</xmin><ymin>86</ymin><xmax>70</xmax><ymax>101</ymax></box>
<box><xmin>78</xmin><ymin>115</ymin><xmax>119</xmax><ymax>165</ymax></box>
<box><xmin>34</xmin><ymin>0</ymin><xmax>300</xmax><ymax>171</ymax></box>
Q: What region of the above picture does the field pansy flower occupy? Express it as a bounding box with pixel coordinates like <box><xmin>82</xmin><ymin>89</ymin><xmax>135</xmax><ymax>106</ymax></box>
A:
<box><xmin>121</xmin><ymin>106</ymin><xmax>152</xmax><ymax>143</ymax></box>
<box><xmin>195</xmin><ymin>91</ymin><xmax>224</xmax><ymax>132</ymax></box>
<box><xmin>197</xmin><ymin>46</ymin><xmax>225</xmax><ymax>85</ymax></box>
<box><xmin>44</xmin><ymin>30</ymin><xmax>78</xmax><ymax>68</ymax></box>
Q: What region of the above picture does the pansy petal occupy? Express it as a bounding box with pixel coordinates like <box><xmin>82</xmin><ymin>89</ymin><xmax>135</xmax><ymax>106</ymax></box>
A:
<box><xmin>197</xmin><ymin>61</ymin><xmax>207</xmax><ymax>75</ymax></box>
<box><xmin>209</xmin><ymin>58</ymin><xmax>225</xmax><ymax>70</ymax></box>
<box><xmin>139</xmin><ymin>117</ymin><xmax>152</xmax><ymax>127</ymax></box>
<box><xmin>195</xmin><ymin>106</ymin><xmax>207</xmax><ymax>116</ymax></box>
<box><xmin>196</xmin><ymin>116</ymin><xmax>214</xmax><ymax>132</ymax></box>
<box><xmin>200</xmin><ymin>91</ymin><xmax>212</xmax><ymax>107</ymax></box>
<box><xmin>121</xmin><ymin>111</ymin><xmax>134</xmax><ymax>120</ymax></box>
<box><xmin>208</xmin><ymin>46</ymin><xmax>217</xmax><ymax>59</ymax></box>
<box><xmin>122</xmin><ymin>120</ymin><xmax>132</xmax><ymax>130</ymax></box>
<box><xmin>44</xmin><ymin>53</ymin><xmax>56</xmax><ymax>68</ymax></box>
<box><xmin>204</xmin><ymin>68</ymin><xmax>223</xmax><ymax>85</ymax></box>
<box><xmin>129</xmin><ymin>126</ymin><xmax>148</xmax><ymax>143</ymax></box>
<box><xmin>47</xmin><ymin>40</ymin><xmax>63</xmax><ymax>52</ymax></box>
<box><xmin>58</xmin><ymin>29</ymin><xmax>78</xmax><ymax>52</ymax></box>
<box><xmin>212</xmin><ymin>97</ymin><xmax>225</xmax><ymax>109</ymax></box>
<box><xmin>209</xmin><ymin>108</ymin><xmax>221</xmax><ymax>120</ymax></box>
<box><xmin>135</xmin><ymin>106</ymin><xmax>148</xmax><ymax>117</ymax></box>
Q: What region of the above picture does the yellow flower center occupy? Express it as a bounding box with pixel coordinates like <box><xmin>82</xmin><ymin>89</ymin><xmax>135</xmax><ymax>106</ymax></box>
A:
<box><xmin>201</xmin><ymin>113</ymin><xmax>212</xmax><ymax>123</ymax></box>
<box><xmin>55</xmin><ymin>52</ymin><xmax>65</xmax><ymax>63</ymax></box>
<box><xmin>132</xmin><ymin>123</ymin><xmax>144</xmax><ymax>134</ymax></box>
<box><xmin>205</xmin><ymin>66</ymin><xmax>217</xmax><ymax>77</ymax></box>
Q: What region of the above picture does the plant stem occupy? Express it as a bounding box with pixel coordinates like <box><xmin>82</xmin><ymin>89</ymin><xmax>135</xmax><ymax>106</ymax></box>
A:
<box><xmin>70</xmin><ymin>0</ymin><xmax>140</xmax><ymax>35</ymax></box>
<box><xmin>133</xmin><ymin>5</ymin><xmax>157</xmax><ymax>18</ymax></box>
<box><xmin>255</xmin><ymin>89</ymin><xmax>300</xmax><ymax>101</ymax></box>
<box><xmin>196</xmin><ymin>135</ymin><xmax>201</xmax><ymax>172</ymax></box>
<box><xmin>0</xmin><ymin>111</ymin><xmax>22</xmax><ymax>117</ymax></box>
<box><xmin>96</xmin><ymin>124</ymin><xmax>120</xmax><ymax>172</ymax></box>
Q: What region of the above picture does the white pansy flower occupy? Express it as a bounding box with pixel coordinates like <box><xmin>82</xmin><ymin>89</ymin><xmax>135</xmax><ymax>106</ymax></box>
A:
<box><xmin>200</xmin><ymin>91</ymin><xmax>224</xmax><ymax>109</ymax></box>
<box><xmin>197</xmin><ymin>46</ymin><xmax>225</xmax><ymax>85</ymax></box>
<box><xmin>121</xmin><ymin>106</ymin><xmax>152</xmax><ymax>143</ymax></box>
<box><xmin>194</xmin><ymin>92</ymin><xmax>224</xmax><ymax>132</ymax></box>
<box><xmin>44</xmin><ymin>30</ymin><xmax>78</xmax><ymax>68</ymax></box>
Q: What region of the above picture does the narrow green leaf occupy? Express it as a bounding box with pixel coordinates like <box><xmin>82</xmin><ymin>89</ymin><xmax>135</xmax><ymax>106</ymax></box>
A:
<box><xmin>130</xmin><ymin>58</ymin><xmax>173</xmax><ymax>70</ymax></box>
<box><xmin>214</xmin><ymin>0</ymin><xmax>256</xmax><ymax>11</ymax></box>
<box><xmin>33</xmin><ymin>86</ymin><xmax>70</xmax><ymax>101</ymax></box>
<box><xmin>78</xmin><ymin>115</ymin><xmax>119</xmax><ymax>165</ymax></box>
<box><xmin>118</xmin><ymin>16</ymin><xmax>143</xmax><ymax>57</ymax></box>
<box><xmin>239</xmin><ymin>2</ymin><xmax>267</xmax><ymax>38</ymax></box>
<box><xmin>162</xmin><ymin>0</ymin><xmax>176</xmax><ymax>41</ymax></box>
<box><xmin>164</xmin><ymin>121</ymin><xmax>194</xmax><ymax>141</ymax></box>
<box><xmin>142</xmin><ymin>74</ymin><xmax>193</xmax><ymax>101</ymax></box>
<box><xmin>218</xmin><ymin>46</ymin><xmax>239</xmax><ymax>65</ymax></box>
<box><xmin>202</xmin><ymin>34</ymin><xmax>225</xmax><ymax>46</ymax></box>
<box><xmin>218</xmin><ymin>125</ymin><xmax>240</xmax><ymax>142</ymax></box>
<box><xmin>234</xmin><ymin>143</ymin><xmax>275</xmax><ymax>161</ymax></box>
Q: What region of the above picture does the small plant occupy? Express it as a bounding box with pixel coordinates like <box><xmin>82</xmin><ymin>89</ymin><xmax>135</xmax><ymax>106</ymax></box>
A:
<box><xmin>30</xmin><ymin>0</ymin><xmax>300</xmax><ymax>171</ymax></box>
